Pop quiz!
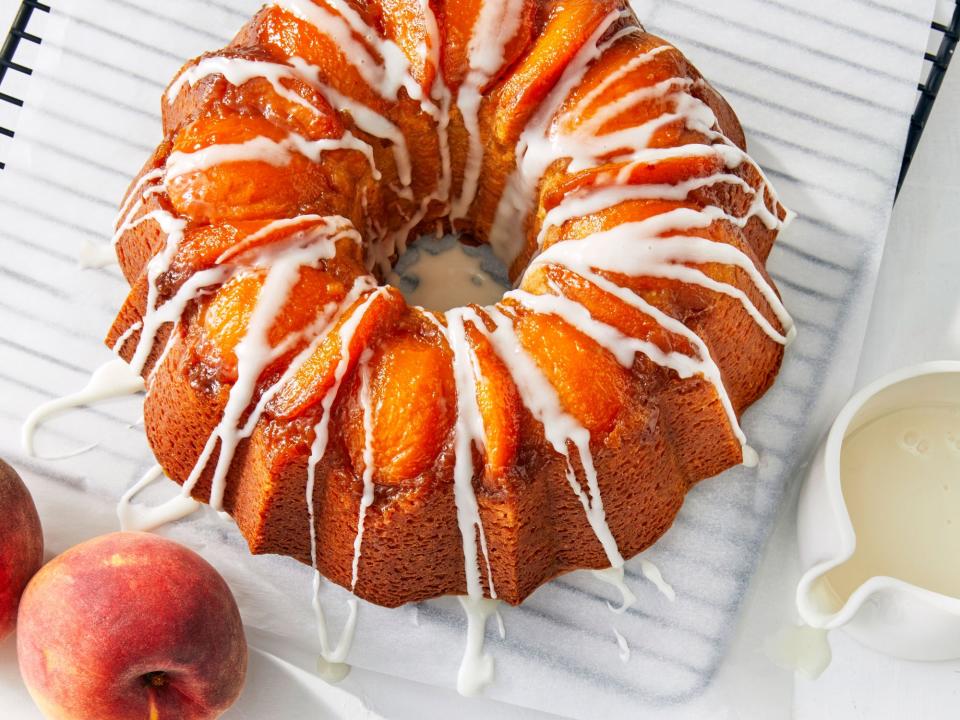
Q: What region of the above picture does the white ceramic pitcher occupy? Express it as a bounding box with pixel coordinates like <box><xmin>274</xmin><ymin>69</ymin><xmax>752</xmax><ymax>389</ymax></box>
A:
<box><xmin>796</xmin><ymin>362</ymin><xmax>960</xmax><ymax>661</ymax></box>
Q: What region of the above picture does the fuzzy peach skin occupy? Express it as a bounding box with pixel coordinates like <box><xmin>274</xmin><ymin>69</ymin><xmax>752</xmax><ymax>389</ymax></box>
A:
<box><xmin>0</xmin><ymin>458</ymin><xmax>43</xmax><ymax>641</ymax></box>
<box><xmin>17</xmin><ymin>532</ymin><xmax>247</xmax><ymax>720</ymax></box>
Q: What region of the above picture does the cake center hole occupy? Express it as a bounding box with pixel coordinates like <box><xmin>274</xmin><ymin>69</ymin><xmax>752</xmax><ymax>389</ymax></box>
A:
<box><xmin>389</xmin><ymin>234</ymin><xmax>511</xmax><ymax>312</ymax></box>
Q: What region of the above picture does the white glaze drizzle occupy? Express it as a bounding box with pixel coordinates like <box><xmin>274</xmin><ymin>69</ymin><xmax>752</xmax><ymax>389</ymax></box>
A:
<box><xmin>488</xmin><ymin>10</ymin><xmax>624</xmax><ymax>264</ymax></box>
<box><xmin>304</xmin><ymin>285</ymin><xmax>390</xmax><ymax>674</ymax></box>
<box><xmin>457</xmin><ymin>595</ymin><xmax>501</xmax><ymax>696</ymax></box>
<box><xmin>425</xmin><ymin>311</ymin><xmax>496</xmax><ymax>600</ymax></box>
<box><xmin>489</xmin><ymin>8</ymin><xmax>787</xmax><ymax>274</ymax></box>
<box><xmin>640</xmin><ymin>558</ymin><xmax>676</xmax><ymax>601</ymax></box>
<box><xmin>126</xmin><ymin>210</ymin><xmax>200</xmax><ymax>376</ymax></box>
<box><xmin>567</xmin><ymin>79</ymin><xmax>697</xmax><ymax>160</ymax></box>
<box><xmin>116</xmin><ymin>167</ymin><xmax>164</xmax><ymax>223</ymax></box>
<box><xmin>117</xmin><ymin>464</ymin><xmax>201</xmax><ymax>532</ymax></box>
<box><xmin>111</xmin><ymin>320</ymin><xmax>142</xmax><ymax>355</ymax></box>
<box><xmin>460</xmin><ymin>305</ymin><xmax>624</xmax><ymax>568</ymax></box>
<box><xmin>314</xmin><ymin>597</ymin><xmax>359</xmax><ymax>683</ymax></box>
<box><xmin>451</xmin><ymin>0</ymin><xmax>527</xmax><ymax>220</ymax></box>
<box><xmin>160</xmin><ymin>4</ymin><xmax>464</xmax><ymax>276</ymax></box>
<box><xmin>612</xmin><ymin>627</ymin><xmax>631</xmax><ymax>663</ymax></box>
<box><xmin>112</xmin><ymin>167</ymin><xmax>165</xmax><ymax>249</ymax></box>
<box><xmin>364</xmin><ymin>88</ymin><xmax>453</xmax><ymax>273</ymax></box>
<box><xmin>166</xmin><ymin>55</ymin><xmax>412</xmax><ymax>192</ymax></box>
<box><xmin>272</xmin><ymin>0</ymin><xmax>421</xmax><ymax>103</ymax></box>
<box><xmin>522</xmin><ymin>256</ymin><xmax>759</xmax><ymax>464</ymax></box>
<box><xmin>181</xmin><ymin>217</ymin><xmax>361</xmax><ymax>509</ymax></box>
<box><xmin>536</xmin><ymin>172</ymin><xmax>756</xmax><ymax>247</ymax></box>
<box><xmin>530</xmin><ymin>215</ymin><xmax>794</xmax><ymax>345</ymax></box>
<box><xmin>22</xmin><ymin>358</ymin><xmax>145</xmax><ymax>457</ymax></box>
<box><xmin>164</xmin><ymin>131</ymin><xmax>379</xmax><ymax>184</ymax></box>
<box><xmin>422</xmin><ymin>0</ymin><xmax>453</xmax><ymax>209</ymax></box>
<box><xmin>508</xmin><ymin>289</ymin><xmax>704</xmax><ymax>376</ymax></box>
<box><xmin>570</xmin><ymin>44</ymin><xmax>673</xmax><ymax>117</ymax></box>
<box><xmin>79</xmin><ymin>240</ymin><xmax>119</xmax><ymax>269</ymax></box>
<box><xmin>168</xmin><ymin>273</ymin><xmax>377</xmax><ymax>682</ymax></box>
<box><xmin>167</xmin><ymin>55</ymin><xmax>317</xmax><ymax>111</ymax></box>
<box><xmin>292</xmin><ymin>60</ymin><xmax>413</xmax><ymax>190</ymax></box>
<box><xmin>350</xmin><ymin>349</ymin><xmax>376</xmax><ymax>591</ymax></box>
<box><xmin>494</xmin><ymin>609</ymin><xmax>506</xmax><ymax>640</ymax></box>
<box><xmin>283</xmin><ymin>0</ymin><xmax>459</xmax><ymax>235</ymax></box>
<box><xmin>764</xmin><ymin>624</ymin><xmax>832</xmax><ymax>680</ymax></box>
<box><xmin>592</xmin><ymin>565</ymin><xmax>637</xmax><ymax>614</ymax></box>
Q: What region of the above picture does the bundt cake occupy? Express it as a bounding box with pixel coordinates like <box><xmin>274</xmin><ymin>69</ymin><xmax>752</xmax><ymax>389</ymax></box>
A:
<box><xmin>106</xmin><ymin>0</ymin><xmax>793</xmax><ymax>609</ymax></box>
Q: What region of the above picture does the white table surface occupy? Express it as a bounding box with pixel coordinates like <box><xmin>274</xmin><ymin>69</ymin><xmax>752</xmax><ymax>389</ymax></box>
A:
<box><xmin>2</xmin><ymin>1</ymin><xmax>959</xmax><ymax>717</ymax></box>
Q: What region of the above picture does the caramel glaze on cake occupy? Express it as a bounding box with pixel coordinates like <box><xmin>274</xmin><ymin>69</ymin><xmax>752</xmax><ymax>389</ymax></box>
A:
<box><xmin>106</xmin><ymin>0</ymin><xmax>793</xmax><ymax>608</ymax></box>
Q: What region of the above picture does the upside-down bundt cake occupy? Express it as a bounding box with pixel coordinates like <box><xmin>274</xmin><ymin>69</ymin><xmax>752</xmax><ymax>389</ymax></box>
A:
<box><xmin>106</xmin><ymin>0</ymin><xmax>793</xmax><ymax>608</ymax></box>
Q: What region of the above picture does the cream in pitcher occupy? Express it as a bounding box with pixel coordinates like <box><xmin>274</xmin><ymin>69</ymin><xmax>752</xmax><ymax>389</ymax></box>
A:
<box><xmin>826</xmin><ymin>405</ymin><xmax>960</xmax><ymax>604</ymax></box>
<box><xmin>797</xmin><ymin>363</ymin><xmax>960</xmax><ymax>663</ymax></box>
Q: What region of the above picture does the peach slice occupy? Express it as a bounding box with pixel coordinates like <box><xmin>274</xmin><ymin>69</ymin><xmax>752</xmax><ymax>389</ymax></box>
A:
<box><xmin>167</xmin><ymin>56</ymin><xmax>342</xmax><ymax>137</ymax></box>
<box><xmin>463</xmin><ymin>320</ymin><xmax>521</xmax><ymax>478</ymax></box>
<box><xmin>538</xmin><ymin>197</ymin><xmax>694</xmax><ymax>256</ymax></box>
<box><xmin>171</xmin><ymin>223</ymin><xmax>249</xmax><ymax>273</ymax></box>
<box><xmin>363</xmin><ymin>333</ymin><xmax>455</xmax><ymax>484</ymax></box>
<box><xmin>511</xmin><ymin>302</ymin><xmax>630</xmax><ymax>436</ymax></box>
<box><xmin>165</xmin><ymin>113</ymin><xmax>335</xmax><ymax>224</ymax></box>
<box><xmin>493</xmin><ymin>0</ymin><xmax>622</xmax><ymax>144</ymax></box>
<box><xmin>439</xmin><ymin>0</ymin><xmax>536</xmax><ymax>89</ymax></box>
<box><xmin>171</xmin><ymin>216</ymin><xmax>360</xmax><ymax>277</ymax></box>
<box><xmin>251</xmin><ymin>3</ymin><xmax>392</xmax><ymax>109</ymax></box>
<box><xmin>532</xmin><ymin>265</ymin><xmax>695</xmax><ymax>358</ymax></box>
<box><xmin>201</xmin><ymin>273</ymin><xmax>260</xmax><ymax>373</ymax></box>
<box><xmin>269</xmin><ymin>287</ymin><xmax>406</xmax><ymax>419</ymax></box>
<box><xmin>555</xmin><ymin>43</ymin><xmax>684</xmax><ymax>135</ymax></box>
<box><xmin>541</xmin><ymin>153</ymin><xmax>730</xmax><ymax>213</ymax></box>
<box><xmin>214</xmin><ymin>217</ymin><xmax>341</xmax><ymax>265</ymax></box>
<box><xmin>200</xmin><ymin>267</ymin><xmax>348</xmax><ymax>379</ymax></box>
<box><xmin>378</xmin><ymin>0</ymin><xmax>436</xmax><ymax>92</ymax></box>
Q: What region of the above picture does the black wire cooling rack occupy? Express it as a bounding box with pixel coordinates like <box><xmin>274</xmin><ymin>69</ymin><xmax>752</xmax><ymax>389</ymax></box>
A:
<box><xmin>0</xmin><ymin>0</ymin><xmax>49</xmax><ymax>170</ymax></box>
<box><xmin>0</xmin><ymin>0</ymin><xmax>958</xmax><ymax>189</ymax></box>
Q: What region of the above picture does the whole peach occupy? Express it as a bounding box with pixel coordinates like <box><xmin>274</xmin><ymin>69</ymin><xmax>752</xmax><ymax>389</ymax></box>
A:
<box><xmin>17</xmin><ymin>532</ymin><xmax>247</xmax><ymax>720</ymax></box>
<box><xmin>0</xmin><ymin>458</ymin><xmax>43</xmax><ymax>641</ymax></box>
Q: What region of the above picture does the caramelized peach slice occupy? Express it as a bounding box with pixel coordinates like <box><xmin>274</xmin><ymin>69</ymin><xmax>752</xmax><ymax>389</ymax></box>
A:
<box><xmin>379</xmin><ymin>0</ymin><xmax>436</xmax><ymax>92</ymax></box>
<box><xmin>538</xmin><ymin>197</ymin><xmax>694</xmax><ymax>256</ymax></box>
<box><xmin>165</xmin><ymin>52</ymin><xmax>342</xmax><ymax>139</ymax></box>
<box><xmin>541</xmin><ymin>153</ymin><xmax>730</xmax><ymax>213</ymax></box>
<box><xmin>172</xmin><ymin>223</ymin><xmax>253</xmax><ymax>274</ymax></box>
<box><xmin>363</xmin><ymin>333</ymin><xmax>455</xmax><ymax>484</ymax></box>
<box><xmin>512</xmin><ymin>303</ymin><xmax>630</xmax><ymax>436</ymax></box>
<box><xmin>528</xmin><ymin>265</ymin><xmax>695</xmax><ymax>359</ymax></box>
<box><xmin>216</xmin><ymin>217</ymin><xmax>335</xmax><ymax>265</ymax></box>
<box><xmin>439</xmin><ymin>0</ymin><xmax>536</xmax><ymax>88</ymax></box>
<box><xmin>251</xmin><ymin>4</ymin><xmax>391</xmax><ymax>109</ymax></box>
<box><xmin>201</xmin><ymin>273</ymin><xmax>260</xmax><ymax>374</ymax></box>
<box><xmin>201</xmin><ymin>267</ymin><xmax>347</xmax><ymax>379</ymax></box>
<box><xmin>269</xmin><ymin>287</ymin><xmax>406</xmax><ymax>419</ymax></box>
<box><xmin>494</xmin><ymin>0</ymin><xmax>622</xmax><ymax>144</ymax></box>
<box><xmin>165</xmin><ymin>113</ymin><xmax>335</xmax><ymax>223</ymax></box>
<box><xmin>463</xmin><ymin>321</ymin><xmax>520</xmax><ymax>477</ymax></box>
<box><xmin>172</xmin><ymin>217</ymin><xmax>362</xmax><ymax>279</ymax></box>
<box><xmin>555</xmin><ymin>44</ymin><xmax>684</xmax><ymax>138</ymax></box>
